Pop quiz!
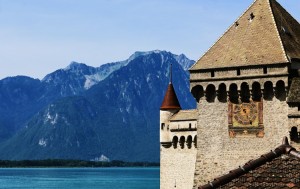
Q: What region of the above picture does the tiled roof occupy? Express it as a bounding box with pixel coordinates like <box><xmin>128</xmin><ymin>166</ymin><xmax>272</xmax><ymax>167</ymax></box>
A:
<box><xmin>271</xmin><ymin>0</ymin><xmax>300</xmax><ymax>61</ymax></box>
<box><xmin>160</xmin><ymin>83</ymin><xmax>181</xmax><ymax>110</ymax></box>
<box><xmin>199</xmin><ymin>137</ymin><xmax>300</xmax><ymax>189</ymax></box>
<box><xmin>287</xmin><ymin>77</ymin><xmax>300</xmax><ymax>103</ymax></box>
<box><xmin>170</xmin><ymin>109</ymin><xmax>198</xmax><ymax>121</ymax></box>
<box><xmin>191</xmin><ymin>0</ymin><xmax>300</xmax><ymax>70</ymax></box>
<box><xmin>221</xmin><ymin>155</ymin><xmax>300</xmax><ymax>189</ymax></box>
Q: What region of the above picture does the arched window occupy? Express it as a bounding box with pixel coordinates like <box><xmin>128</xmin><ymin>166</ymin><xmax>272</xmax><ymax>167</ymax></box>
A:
<box><xmin>194</xmin><ymin>135</ymin><xmax>197</xmax><ymax>148</ymax></box>
<box><xmin>229</xmin><ymin>84</ymin><xmax>239</xmax><ymax>103</ymax></box>
<box><xmin>275</xmin><ymin>80</ymin><xmax>286</xmax><ymax>101</ymax></box>
<box><xmin>252</xmin><ymin>82</ymin><xmax>262</xmax><ymax>101</ymax></box>
<box><xmin>172</xmin><ymin>136</ymin><xmax>178</xmax><ymax>149</ymax></box>
<box><xmin>191</xmin><ymin>85</ymin><xmax>204</xmax><ymax>102</ymax></box>
<box><xmin>179</xmin><ymin>136</ymin><xmax>185</xmax><ymax>149</ymax></box>
<box><xmin>161</xmin><ymin>123</ymin><xmax>165</xmax><ymax>130</ymax></box>
<box><xmin>218</xmin><ymin>83</ymin><xmax>227</xmax><ymax>103</ymax></box>
<box><xmin>206</xmin><ymin>84</ymin><xmax>216</xmax><ymax>103</ymax></box>
<box><xmin>186</xmin><ymin>136</ymin><xmax>193</xmax><ymax>149</ymax></box>
<box><xmin>240</xmin><ymin>82</ymin><xmax>250</xmax><ymax>103</ymax></box>
<box><xmin>263</xmin><ymin>81</ymin><xmax>274</xmax><ymax>100</ymax></box>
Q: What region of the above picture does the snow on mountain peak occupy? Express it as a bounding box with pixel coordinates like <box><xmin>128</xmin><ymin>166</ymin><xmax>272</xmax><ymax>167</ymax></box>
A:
<box><xmin>128</xmin><ymin>50</ymin><xmax>167</xmax><ymax>62</ymax></box>
<box><xmin>64</xmin><ymin>61</ymin><xmax>88</xmax><ymax>71</ymax></box>
<box><xmin>41</xmin><ymin>50</ymin><xmax>194</xmax><ymax>92</ymax></box>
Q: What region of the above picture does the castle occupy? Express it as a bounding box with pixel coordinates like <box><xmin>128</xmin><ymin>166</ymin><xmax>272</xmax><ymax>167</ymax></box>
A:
<box><xmin>160</xmin><ymin>0</ymin><xmax>300</xmax><ymax>188</ymax></box>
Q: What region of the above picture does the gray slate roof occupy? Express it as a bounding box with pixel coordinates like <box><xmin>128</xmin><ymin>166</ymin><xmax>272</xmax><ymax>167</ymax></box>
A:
<box><xmin>288</xmin><ymin>77</ymin><xmax>300</xmax><ymax>103</ymax></box>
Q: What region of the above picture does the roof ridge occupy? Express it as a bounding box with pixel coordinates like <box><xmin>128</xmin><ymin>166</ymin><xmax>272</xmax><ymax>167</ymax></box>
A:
<box><xmin>199</xmin><ymin>137</ymin><xmax>300</xmax><ymax>189</ymax></box>
<box><xmin>190</xmin><ymin>0</ymin><xmax>258</xmax><ymax>71</ymax></box>
<box><xmin>269</xmin><ymin>0</ymin><xmax>289</xmax><ymax>62</ymax></box>
<box><xmin>191</xmin><ymin>0</ymin><xmax>293</xmax><ymax>70</ymax></box>
<box><xmin>270</xmin><ymin>0</ymin><xmax>300</xmax><ymax>60</ymax></box>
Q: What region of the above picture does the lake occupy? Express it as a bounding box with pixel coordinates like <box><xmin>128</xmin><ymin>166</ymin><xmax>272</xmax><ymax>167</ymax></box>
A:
<box><xmin>0</xmin><ymin>167</ymin><xmax>159</xmax><ymax>189</ymax></box>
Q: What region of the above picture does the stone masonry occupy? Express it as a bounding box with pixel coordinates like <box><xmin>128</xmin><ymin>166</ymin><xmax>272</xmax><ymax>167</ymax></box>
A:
<box><xmin>160</xmin><ymin>0</ymin><xmax>300</xmax><ymax>188</ymax></box>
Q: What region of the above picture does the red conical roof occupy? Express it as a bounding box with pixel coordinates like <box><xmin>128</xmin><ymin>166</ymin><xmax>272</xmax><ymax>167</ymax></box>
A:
<box><xmin>160</xmin><ymin>83</ymin><xmax>181</xmax><ymax>110</ymax></box>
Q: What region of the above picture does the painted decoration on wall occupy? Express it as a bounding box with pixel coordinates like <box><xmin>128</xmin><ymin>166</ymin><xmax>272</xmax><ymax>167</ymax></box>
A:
<box><xmin>228</xmin><ymin>100</ymin><xmax>264</xmax><ymax>138</ymax></box>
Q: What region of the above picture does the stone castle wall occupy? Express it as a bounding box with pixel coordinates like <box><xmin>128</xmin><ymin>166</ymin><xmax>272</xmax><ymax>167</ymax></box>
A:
<box><xmin>161</xmin><ymin>147</ymin><xmax>197</xmax><ymax>189</ymax></box>
<box><xmin>160</xmin><ymin>110</ymin><xmax>197</xmax><ymax>189</ymax></box>
<box><xmin>160</xmin><ymin>62</ymin><xmax>299</xmax><ymax>188</ymax></box>
<box><xmin>288</xmin><ymin>106</ymin><xmax>300</xmax><ymax>149</ymax></box>
<box><xmin>191</xmin><ymin>75</ymin><xmax>290</xmax><ymax>187</ymax></box>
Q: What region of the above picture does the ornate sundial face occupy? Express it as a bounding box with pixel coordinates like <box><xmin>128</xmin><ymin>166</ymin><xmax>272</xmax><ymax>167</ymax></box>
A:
<box><xmin>233</xmin><ymin>102</ymin><xmax>258</xmax><ymax>126</ymax></box>
<box><xmin>228</xmin><ymin>100</ymin><xmax>264</xmax><ymax>138</ymax></box>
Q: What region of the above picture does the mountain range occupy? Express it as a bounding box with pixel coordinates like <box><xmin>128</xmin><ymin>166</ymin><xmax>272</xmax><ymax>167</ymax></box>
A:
<box><xmin>0</xmin><ymin>50</ymin><xmax>196</xmax><ymax>162</ymax></box>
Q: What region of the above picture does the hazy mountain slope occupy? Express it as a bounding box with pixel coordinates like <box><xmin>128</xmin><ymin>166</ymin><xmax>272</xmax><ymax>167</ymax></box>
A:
<box><xmin>0</xmin><ymin>51</ymin><xmax>195</xmax><ymax>162</ymax></box>
<box><xmin>0</xmin><ymin>76</ymin><xmax>46</xmax><ymax>141</ymax></box>
<box><xmin>0</xmin><ymin>57</ymin><xmax>129</xmax><ymax>140</ymax></box>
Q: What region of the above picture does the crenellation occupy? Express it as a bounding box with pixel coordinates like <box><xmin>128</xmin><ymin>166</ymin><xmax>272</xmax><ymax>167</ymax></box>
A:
<box><xmin>214</xmin><ymin>70</ymin><xmax>236</xmax><ymax>78</ymax></box>
<box><xmin>288</xmin><ymin>105</ymin><xmax>300</xmax><ymax>117</ymax></box>
<box><xmin>190</xmin><ymin>65</ymin><xmax>289</xmax><ymax>83</ymax></box>
<box><xmin>268</xmin><ymin>65</ymin><xmax>288</xmax><ymax>74</ymax></box>
<box><xmin>240</xmin><ymin>67</ymin><xmax>263</xmax><ymax>75</ymax></box>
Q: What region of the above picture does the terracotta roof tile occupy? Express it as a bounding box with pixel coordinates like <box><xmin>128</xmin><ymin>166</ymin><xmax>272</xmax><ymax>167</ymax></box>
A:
<box><xmin>160</xmin><ymin>84</ymin><xmax>181</xmax><ymax>110</ymax></box>
<box><xmin>169</xmin><ymin>109</ymin><xmax>198</xmax><ymax>121</ymax></box>
<box><xmin>199</xmin><ymin>137</ymin><xmax>300</xmax><ymax>189</ymax></box>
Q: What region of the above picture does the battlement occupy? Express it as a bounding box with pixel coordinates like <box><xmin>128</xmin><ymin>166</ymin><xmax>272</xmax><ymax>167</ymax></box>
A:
<box><xmin>190</xmin><ymin>64</ymin><xmax>288</xmax><ymax>82</ymax></box>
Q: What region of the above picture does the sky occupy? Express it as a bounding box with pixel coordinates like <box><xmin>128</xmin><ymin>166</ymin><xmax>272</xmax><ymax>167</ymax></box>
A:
<box><xmin>0</xmin><ymin>0</ymin><xmax>299</xmax><ymax>80</ymax></box>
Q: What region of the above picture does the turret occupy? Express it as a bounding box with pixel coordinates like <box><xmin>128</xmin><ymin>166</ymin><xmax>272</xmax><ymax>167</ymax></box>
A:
<box><xmin>160</xmin><ymin>63</ymin><xmax>181</xmax><ymax>147</ymax></box>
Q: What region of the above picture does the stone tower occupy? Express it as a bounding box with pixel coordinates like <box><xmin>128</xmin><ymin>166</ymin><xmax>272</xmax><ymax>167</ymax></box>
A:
<box><xmin>188</xmin><ymin>0</ymin><xmax>300</xmax><ymax>187</ymax></box>
<box><xmin>160</xmin><ymin>64</ymin><xmax>198</xmax><ymax>189</ymax></box>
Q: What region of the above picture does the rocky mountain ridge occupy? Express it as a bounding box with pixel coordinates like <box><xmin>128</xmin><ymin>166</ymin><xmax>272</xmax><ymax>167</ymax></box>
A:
<box><xmin>0</xmin><ymin>50</ymin><xmax>196</xmax><ymax>162</ymax></box>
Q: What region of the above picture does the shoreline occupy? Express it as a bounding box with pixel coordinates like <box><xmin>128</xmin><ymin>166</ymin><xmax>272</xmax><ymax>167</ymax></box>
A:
<box><xmin>0</xmin><ymin>159</ymin><xmax>159</xmax><ymax>168</ymax></box>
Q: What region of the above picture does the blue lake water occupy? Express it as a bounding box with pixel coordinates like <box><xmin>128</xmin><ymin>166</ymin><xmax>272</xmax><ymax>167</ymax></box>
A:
<box><xmin>0</xmin><ymin>167</ymin><xmax>159</xmax><ymax>189</ymax></box>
